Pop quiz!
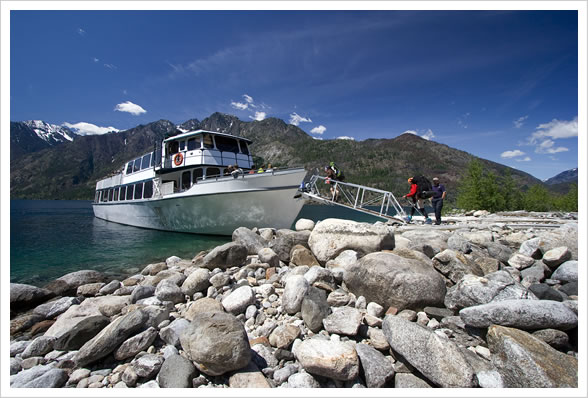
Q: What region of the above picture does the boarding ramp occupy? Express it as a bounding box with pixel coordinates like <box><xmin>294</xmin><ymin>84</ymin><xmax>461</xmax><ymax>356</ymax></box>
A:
<box><xmin>301</xmin><ymin>174</ymin><xmax>407</xmax><ymax>223</ymax></box>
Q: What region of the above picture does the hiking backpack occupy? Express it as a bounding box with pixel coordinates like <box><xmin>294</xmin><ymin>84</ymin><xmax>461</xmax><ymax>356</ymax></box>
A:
<box><xmin>412</xmin><ymin>175</ymin><xmax>433</xmax><ymax>199</ymax></box>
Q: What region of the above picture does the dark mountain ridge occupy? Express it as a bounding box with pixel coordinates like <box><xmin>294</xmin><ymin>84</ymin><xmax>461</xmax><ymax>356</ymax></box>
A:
<box><xmin>10</xmin><ymin>113</ymin><xmax>547</xmax><ymax>201</ymax></box>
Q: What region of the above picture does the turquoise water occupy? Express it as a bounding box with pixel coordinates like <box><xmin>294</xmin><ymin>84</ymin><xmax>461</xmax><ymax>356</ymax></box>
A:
<box><xmin>10</xmin><ymin>200</ymin><xmax>385</xmax><ymax>286</ymax></box>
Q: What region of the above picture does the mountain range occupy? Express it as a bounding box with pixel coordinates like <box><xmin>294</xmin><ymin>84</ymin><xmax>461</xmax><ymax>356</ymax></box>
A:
<box><xmin>9</xmin><ymin>113</ymin><xmax>571</xmax><ymax>202</ymax></box>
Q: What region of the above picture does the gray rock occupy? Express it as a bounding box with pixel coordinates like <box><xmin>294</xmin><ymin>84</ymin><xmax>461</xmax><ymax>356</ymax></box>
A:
<box><xmin>382</xmin><ymin>315</ymin><xmax>477</xmax><ymax>387</ymax></box>
<box><xmin>282</xmin><ymin>275</ymin><xmax>310</xmax><ymax>314</ymax></box>
<box><xmin>366</xmin><ymin>302</ymin><xmax>384</xmax><ymax>318</ymax></box>
<box><xmin>560</xmin><ymin>281</ymin><xmax>578</xmax><ymax>296</ymax></box>
<box><xmin>268</xmin><ymin>230</ymin><xmax>311</xmax><ymax>263</ymax></box>
<box><xmin>77</xmin><ymin>282</ymin><xmax>105</xmax><ymax>296</ymax></box>
<box><xmin>68</xmin><ymin>368</ymin><xmax>91</xmax><ymax>385</ymax></box>
<box><xmin>10</xmin><ymin>358</ymin><xmax>22</xmax><ymax>375</ymax></box>
<box><xmin>520</xmin><ymin>262</ymin><xmax>547</xmax><ymax>285</ymax></box>
<box><xmin>394</xmin><ymin>373</ymin><xmax>432</xmax><ymax>388</ymax></box>
<box><xmin>138</xmin><ymin>380</ymin><xmax>160</xmax><ymax>388</ymax></box>
<box><xmin>322</xmin><ymin>306</ymin><xmax>362</xmax><ymax>336</ymax></box>
<box><xmin>11</xmin><ymin>364</ymin><xmax>58</xmax><ymax>387</ymax></box>
<box><xmin>304</xmin><ymin>266</ymin><xmax>335</xmax><ymax>289</ymax></box>
<box><xmin>209</xmin><ymin>272</ymin><xmax>230</xmax><ymax>288</ymax></box>
<box><xmin>21</xmin><ymin>368</ymin><xmax>68</xmax><ymax>388</ymax></box>
<box><xmin>459</xmin><ymin>299</ymin><xmax>577</xmax><ymax>331</ymax></box>
<box><xmin>273</xmin><ymin>363</ymin><xmax>299</xmax><ymax>384</ymax></box>
<box><xmin>355</xmin><ymin>343</ymin><xmax>394</xmax><ymax>388</ymax></box>
<box><xmin>473</xmin><ymin>256</ymin><xmax>501</xmax><ymax>275</ymax></box>
<box><xmin>532</xmin><ymin>328</ymin><xmax>570</xmax><ymax>350</ymax></box>
<box><xmin>130</xmin><ymin>285</ymin><xmax>156</xmax><ymax>303</ymax></box>
<box><xmin>181</xmin><ymin>268</ymin><xmax>210</xmax><ymax>296</ymax></box>
<box><xmin>487</xmin><ymin>325</ymin><xmax>577</xmax><ymax>387</ymax></box>
<box><xmin>295</xmin><ymin>218</ymin><xmax>315</xmax><ymax>232</ymax></box>
<box><xmin>222</xmin><ymin>286</ymin><xmax>255</xmax><ymax>315</ymax></box>
<box><xmin>447</xmin><ymin>234</ymin><xmax>472</xmax><ymax>254</ymax></box>
<box><xmin>142</xmin><ymin>263</ymin><xmax>167</xmax><ymax>276</ymax></box>
<box><xmin>142</xmin><ymin>305</ymin><xmax>171</xmax><ymax>329</ymax></box>
<box><xmin>122</xmin><ymin>366</ymin><xmax>138</xmax><ymax>386</ymax></box>
<box><xmin>10</xmin><ymin>340</ymin><xmax>31</xmax><ymax>356</ymax></box>
<box><xmin>132</xmin><ymin>353</ymin><xmax>164</xmax><ymax>379</ymax></box>
<box><xmin>327</xmin><ymin>290</ymin><xmax>350</xmax><ymax>307</ymax></box>
<box><xmin>287</xmin><ymin>372</ymin><xmax>321</xmax><ymax>388</ymax></box>
<box><xmin>456</xmin><ymin>230</ymin><xmax>492</xmax><ymax>246</ymax></box>
<box><xmin>290</xmin><ymin>244</ymin><xmax>320</xmax><ymax>267</ymax></box>
<box><xmin>159</xmin><ymin>318</ymin><xmax>190</xmax><ymax>347</ymax></box>
<box><xmin>80</xmin><ymin>295</ymin><xmax>132</xmax><ymax>317</ymax></box>
<box><xmin>542</xmin><ymin>246</ymin><xmax>571</xmax><ymax>269</ymax></box>
<box><xmin>459</xmin><ymin>347</ymin><xmax>504</xmax><ymax>388</ymax></box>
<box><xmin>180</xmin><ymin>311</ymin><xmax>251</xmax><ymax>376</ymax></box>
<box><xmin>486</xmin><ymin>242</ymin><xmax>513</xmax><ymax>264</ymax></box>
<box><xmin>344</xmin><ymin>252</ymin><xmax>446</xmax><ymax>311</ymax></box>
<box><xmin>185</xmin><ymin>297</ymin><xmax>224</xmax><ymax>321</ymax></box>
<box><xmin>432</xmin><ymin>249</ymin><xmax>484</xmax><ymax>284</ymax></box>
<box><xmin>444</xmin><ymin>271</ymin><xmax>536</xmax><ymax>311</ymax></box>
<box><xmin>10</xmin><ymin>283</ymin><xmax>54</xmax><ymax>313</ymax></box>
<box><xmin>98</xmin><ymin>280</ymin><xmax>121</xmax><ymax>295</ymax></box>
<box><xmin>20</xmin><ymin>336</ymin><xmax>56</xmax><ymax>359</ymax></box>
<box><xmin>519</xmin><ymin>237</ymin><xmax>547</xmax><ymax>259</ymax></box>
<box><xmin>507</xmin><ymin>253</ymin><xmax>535</xmax><ymax>270</ymax></box>
<box><xmin>114</xmin><ymin>327</ymin><xmax>158</xmax><ymax>360</ymax></box>
<box><xmin>551</xmin><ymin>260</ymin><xmax>578</xmax><ymax>283</ymax></box>
<box><xmin>251</xmin><ymin>343</ymin><xmax>278</xmax><ymax>369</ymax></box>
<box><xmin>74</xmin><ymin>309</ymin><xmax>148</xmax><ymax>367</ymax></box>
<box><xmin>269</xmin><ymin>324</ymin><xmax>301</xmax><ymax>349</ymax></box>
<box><xmin>43</xmin><ymin>304</ymin><xmax>110</xmax><ymax>350</ymax></box>
<box><xmin>257</xmin><ymin>247</ymin><xmax>279</xmax><ymax>268</ymax></box>
<box><xmin>229</xmin><ymin>361</ymin><xmax>271</xmax><ymax>387</ymax></box>
<box><xmin>292</xmin><ymin>338</ymin><xmax>359</xmax><ymax>381</ymax></box>
<box><xmin>202</xmin><ymin>242</ymin><xmax>248</xmax><ymax>270</ymax></box>
<box><xmin>301</xmin><ymin>286</ymin><xmax>330</xmax><ymax>333</ymax></box>
<box><xmin>232</xmin><ymin>227</ymin><xmax>268</xmax><ymax>255</ymax></box>
<box><xmin>33</xmin><ymin>296</ymin><xmax>78</xmax><ymax>319</ymax></box>
<box><xmin>48</xmin><ymin>270</ymin><xmax>105</xmax><ymax>295</ymax></box>
<box><xmin>155</xmin><ymin>279</ymin><xmax>184</xmax><ymax>304</ymax></box>
<box><xmin>528</xmin><ymin>283</ymin><xmax>565</xmax><ymax>301</ymax></box>
<box><xmin>308</xmin><ymin>218</ymin><xmax>394</xmax><ymax>263</ymax></box>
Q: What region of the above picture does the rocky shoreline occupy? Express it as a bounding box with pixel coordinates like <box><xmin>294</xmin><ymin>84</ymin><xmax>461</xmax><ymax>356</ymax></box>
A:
<box><xmin>9</xmin><ymin>211</ymin><xmax>579</xmax><ymax>388</ymax></box>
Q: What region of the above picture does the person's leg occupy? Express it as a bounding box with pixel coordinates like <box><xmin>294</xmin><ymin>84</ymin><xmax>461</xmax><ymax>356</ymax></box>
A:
<box><xmin>433</xmin><ymin>199</ymin><xmax>441</xmax><ymax>224</ymax></box>
<box><xmin>417</xmin><ymin>198</ymin><xmax>430</xmax><ymax>222</ymax></box>
<box><xmin>436</xmin><ymin>200</ymin><xmax>444</xmax><ymax>224</ymax></box>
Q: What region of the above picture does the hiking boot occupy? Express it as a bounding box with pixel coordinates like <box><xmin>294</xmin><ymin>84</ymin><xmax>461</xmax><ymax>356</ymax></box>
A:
<box><xmin>403</xmin><ymin>216</ymin><xmax>412</xmax><ymax>223</ymax></box>
<box><xmin>424</xmin><ymin>218</ymin><xmax>433</xmax><ymax>225</ymax></box>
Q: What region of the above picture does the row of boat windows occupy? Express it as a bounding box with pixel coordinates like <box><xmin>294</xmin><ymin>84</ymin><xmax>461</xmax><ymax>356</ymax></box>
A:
<box><xmin>95</xmin><ymin>181</ymin><xmax>154</xmax><ymax>203</ymax></box>
<box><xmin>126</xmin><ymin>152</ymin><xmax>160</xmax><ymax>175</ymax></box>
<box><xmin>167</xmin><ymin>134</ymin><xmax>250</xmax><ymax>155</ymax></box>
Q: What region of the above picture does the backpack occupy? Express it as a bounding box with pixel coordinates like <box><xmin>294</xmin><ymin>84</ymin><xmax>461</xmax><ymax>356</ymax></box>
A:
<box><xmin>412</xmin><ymin>175</ymin><xmax>433</xmax><ymax>198</ymax></box>
<box><xmin>329</xmin><ymin>162</ymin><xmax>343</xmax><ymax>178</ymax></box>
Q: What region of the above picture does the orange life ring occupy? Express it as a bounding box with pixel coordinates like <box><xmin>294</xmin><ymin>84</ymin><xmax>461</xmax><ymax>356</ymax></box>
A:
<box><xmin>173</xmin><ymin>153</ymin><xmax>183</xmax><ymax>166</ymax></box>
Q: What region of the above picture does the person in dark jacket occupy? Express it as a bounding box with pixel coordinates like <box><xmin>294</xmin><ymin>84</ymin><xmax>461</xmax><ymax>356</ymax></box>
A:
<box><xmin>402</xmin><ymin>177</ymin><xmax>431</xmax><ymax>224</ymax></box>
<box><xmin>431</xmin><ymin>177</ymin><xmax>446</xmax><ymax>225</ymax></box>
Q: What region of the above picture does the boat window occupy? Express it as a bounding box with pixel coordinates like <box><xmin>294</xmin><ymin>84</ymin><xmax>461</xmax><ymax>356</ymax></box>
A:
<box><xmin>94</xmin><ymin>191</ymin><xmax>99</xmax><ymax>203</ymax></box>
<box><xmin>107</xmin><ymin>189</ymin><xmax>112</xmax><ymax>202</ymax></box>
<box><xmin>187</xmin><ymin>137</ymin><xmax>200</xmax><ymax>151</ymax></box>
<box><xmin>120</xmin><ymin>186</ymin><xmax>126</xmax><ymax>201</ymax></box>
<box><xmin>179</xmin><ymin>141</ymin><xmax>186</xmax><ymax>151</ymax></box>
<box><xmin>206</xmin><ymin>167</ymin><xmax>220</xmax><ymax>178</ymax></box>
<box><xmin>134</xmin><ymin>183</ymin><xmax>143</xmax><ymax>200</ymax></box>
<box><xmin>203</xmin><ymin>134</ymin><xmax>214</xmax><ymax>149</ymax></box>
<box><xmin>133</xmin><ymin>158</ymin><xmax>141</xmax><ymax>172</ymax></box>
<box><xmin>239</xmin><ymin>140</ymin><xmax>250</xmax><ymax>154</ymax></box>
<box><xmin>143</xmin><ymin>180</ymin><xmax>153</xmax><ymax>199</ymax></box>
<box><xmin>193</xmin><ymin>168</ymin><xmax>203</xmax><ymax>183</ymax></box>
<box><xmin>126</xmin><ymin>161</ymin><xmax>133</xmax><ymax>174</ymax></box>
<box><xmin>114</xmin><ymin>188</ymin><xmax>119</xmax><ymax>201</ymax></box>
<box><xmin>181</xmin><ymin>171</ymin><xmax>191</xmax><ymax>190</ymax></box>
<box><xmin>141</xmin><ymin>153</ymin><xmax>151</xmax><ymax>170</ymax></box>
<box><xmin>215</xmin><ymin>136</ymin><xmax>239</xmax><ymax>153</ymax></box>
<box><xmin>126</xmin><ymin>185</ymin><xmax>134</xmax><ymax>200</ymax></box>
<box><xmin>153</xmin><ymin>150</ymin><xmax>161</xmax><ymax>167</ymax></box>
<box><xmin>169</xmin><ymin>141</ymin><xmax>179</xmax><ymax>154</ymax></box>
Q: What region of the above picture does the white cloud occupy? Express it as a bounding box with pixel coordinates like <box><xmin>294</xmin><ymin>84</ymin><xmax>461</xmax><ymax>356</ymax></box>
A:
<box><xmin>231</xmin><ymin>101</ymin><xmax>248</xmax><ymax>110</ymax></box>
<box><xmin>535</xmin><ymin>139</ymin><xmax>568</xmax><ymax>154</ymax></box>
<box><xmin>104</xmin><ymin>63</ymin><xmax>117</xmax><ymax>70</ymax></box>
<box><xmin>515</xmin><ymin>156</ymin><xmax>531</xmax><ymax>162</ymax></box>
<box><xmin>531</xmin><ymin>117</ymin><xmax>578</xmax><ymax>141</ymax></box>
<box><xmin>63</xmin><ymin>122</ymin><xmax>119</xmax><ymax>136</ymax></box>
<box><xmin>78</xmin><ymin>28</ymin><xmax>86</xmax><ymax>36</ymax></box>
<box><xmin>313</xmin><ymin>137</ymin><xmax>323</xmax><ymax>140</ymax></box>
<box><xmin>289</xmin><ymin>112</ymin><xmax>312</xmax><ymax>126</ymax></box>
<box><xmin>336</xmin><ymin>136</ymin><xmax>355</xmax><ymax>141</ymax></box>
<box><xmin>249</xmin><ymin>111</ymin><xmax>266</xmax><ymax>121</ymax></box>
<box><xmin>403</xmin><ymin>129</ymin><xmax>435</xmax><ymax>141</ymax></box>
<box><xmin>501</xmin><ymin>149</ymin><xmax>526</xmax><ymax>158</ymax></box>
<box><xmin>93</xmin><ymin>57</ymin><xmax>99</xmax><ymax>63</ymax></box>
<box><xmin>513</xmin><ymin>115</ymin><xmax>528</xmax><ymax>128</ymax></box>
<box><xmin>114</xmin><ymin>101</ymin><xmax>147</xmax><ymax>115</ymax></box>
<box><xmin>243</xmin><ymin>94</ymin><xmax>254</xmax><ymax>104</ymax></box>
<box><xmin>310</xmin><ymin>125</ymin><xmax>326</xmax><ymax>135</ymax></box>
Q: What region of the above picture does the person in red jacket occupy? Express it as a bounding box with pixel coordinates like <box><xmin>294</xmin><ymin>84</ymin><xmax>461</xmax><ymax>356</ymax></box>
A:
<box><xmin>402</xmin><ymin>177</ymin><xmax>432</xmax><ymax>224</ymax></box>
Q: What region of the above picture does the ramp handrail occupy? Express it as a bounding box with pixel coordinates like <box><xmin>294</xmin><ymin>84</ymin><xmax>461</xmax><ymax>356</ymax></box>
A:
<box><xmin>306</xmin><ymin>174</ymin><xmax>407</xmax><ymax>220</ymax></box>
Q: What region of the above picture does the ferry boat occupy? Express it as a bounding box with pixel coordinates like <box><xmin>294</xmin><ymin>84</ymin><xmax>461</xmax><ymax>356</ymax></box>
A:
<box><xmin>92</xmin><ymin>129</ymin><xmax>307</xmax><ymax>235</ymax></box>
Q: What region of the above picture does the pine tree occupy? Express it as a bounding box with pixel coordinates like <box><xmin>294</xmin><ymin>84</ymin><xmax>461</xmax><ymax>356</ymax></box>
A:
<box><xmin>524</xmin><ymin>184</ymin><xmax>553</xmax><ymax>212</ymax></box>
<box><xmin>501</xmin><ymin>169</ymin><xmax>524</xmax><ymax>210</ymax></box>
<box><xmin>457</xmin><ymin>159</ymin><xmax>485</xmax><ymax>210</ymax></box>
<box><xmin>481</xmin><ymin>171</ymin><xmax>505</xmax><ymax>212</ymax></box>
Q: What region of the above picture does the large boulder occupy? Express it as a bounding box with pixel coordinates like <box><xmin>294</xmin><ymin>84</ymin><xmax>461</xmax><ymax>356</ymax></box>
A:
<box><xmin>10</xmin><ymin>283</ymin><xmax>54</xmax><ymax>313</ymax></box>
<box><xmin>432</xmin><ymin>249</ymin><xmax>484</xmax><ymax>284</ymax></box>
<box><xmin>292</xmin><ymin>338</ymin><xmax>359</xmax><ymax>381</ymax></box>
<box><xmin>487</xmin><ymin>325</ymin><xmax>577</xmax><ymax>387</ymax></box>
<box><xmin>45</xmin><ymin>270</ymin><xmax>105</xmax><ymax>296</ymax></box>
<box><xmin>232</xmin><ymin>227</ymin><xmax>268</xmax><ymax>255</ymax></box>
<box><xmin>444</xmin><ymin>271</ymin><xmax>537</xmax><ymax>311</ymax></box>
<box><xmin>542</xmin><ymin>246</ymin><xmax>572</xmax><ymax>269</ymax></box>
<box><xmin>459</xmin><ymin>299</ymin><xmax>578</xmax><ymax>331</ymax></box>
<box><xmin>114</xmin><ymin>327</ymin><xmax>158</xmax><ymax>360</ymax></box>
<box><xmin>268</xmin><ymin>230</ymin><xmax>311</xmax><ymax>262</ymax></box>
<box><xmin>343</xmin><ymin>252</ymin><xmax>446</xmax><ymax>311</ymax></box>
<box><xmin>43</xmin><ymin>303</ymin><xmax>110</xmax><ymax>350</ymax></box>
<box><xmin>180</xmin><ymin>311</ymin><xmax>251</xmax><ymax>376</ymax></box>
<box><xmin>355</xmin><ymin>343</ymin><xmax>395</xmax><ymax>388</ymax></box>
<box><xmin>181</xmin><ymin>268</ymin><xmax>210</xmax><ymax>296</ymax></box>
<box><xmin>74</xmin><ymin>308</ymin><xmax>148</xmax><ymax>367</ymax></box>
<box><xmin>202</xmin><ymin>242</ymin><xmax>248</xmax><ymax>270</ymax></box>
<box><xmin>184</xmin><ymin>297</ymin><xmax>224</xmax><ymax>321</ymax></box>
<box><xmin>282</xmin><ymin>275</ymin><xmax>310</xmax><ymax>314</ymax></box>
<box><xmin>308</xmin><ymin>219</ymin><xmax>394</xmax><ymax>263</ymax></box>
<box><xmin>221</xmin><ymin>286</ymin><xmax>255</xmax><ymax>315</ymax></box>
<box><xmin>382</xmin><ymin>315</ymin><xmax>477</xmax><ymax>387</ymax></box>
<box><xmin>551</xmin><ymin>260</ymin><xmax>578</xmax><ymax>283</ymax></box>
<box><xmin>301</xmin><ymin>286</ymin><xmax>330</xmax><ymax>333</ymax></box>
<box><xmin>33</xmin><ymin>296</ymin><xmax>79</xmax><ymax>320</ymax></box>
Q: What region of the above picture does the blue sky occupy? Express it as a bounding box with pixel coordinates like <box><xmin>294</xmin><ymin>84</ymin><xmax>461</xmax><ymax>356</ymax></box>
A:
<box><xmin>9</xmin><ymin>9</ymin><xmax>580</xmax><ymax>180</ymax></box>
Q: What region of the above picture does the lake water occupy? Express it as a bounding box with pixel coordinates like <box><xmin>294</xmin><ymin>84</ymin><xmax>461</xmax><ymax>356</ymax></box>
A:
<box><xmin>10</xmin><ymin>200</ymin><xmax>385</xmax><ymax>286</ymax></box>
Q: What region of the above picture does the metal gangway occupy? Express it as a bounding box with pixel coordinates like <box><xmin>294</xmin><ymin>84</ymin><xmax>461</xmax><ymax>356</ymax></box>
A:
<box><xmin>301</xmin><ymin>174</ymin><xmax>408</xmax><ymax>223</ymax></box>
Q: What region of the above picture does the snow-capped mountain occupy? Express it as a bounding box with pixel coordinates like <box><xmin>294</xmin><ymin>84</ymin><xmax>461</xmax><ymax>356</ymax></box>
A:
<box><xmin>10</xmin><ymin>120</ymin><xmax>78</xmax><ymax>158</ymax></box>
<box><xmin>544</xmin><ymin>168</ymin><xmax>578</xmax><ymax>185</ymax></box>
<box><xmin>23</xmin><ymin>120</ymin><xmax>76</xmax><ymax>144</ymax></box>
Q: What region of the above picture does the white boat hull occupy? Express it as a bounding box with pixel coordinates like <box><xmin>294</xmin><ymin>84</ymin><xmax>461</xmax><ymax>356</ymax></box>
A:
<box><xmin>92</xmin><ymin>168</ymin><xmax>307</xmax><ymax>235</ymax></box>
